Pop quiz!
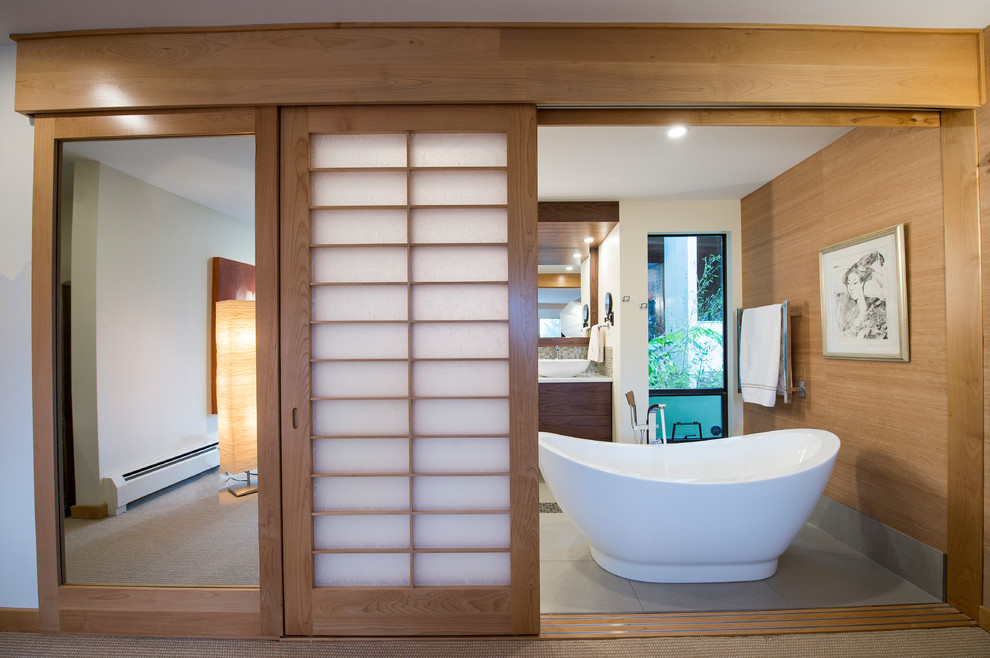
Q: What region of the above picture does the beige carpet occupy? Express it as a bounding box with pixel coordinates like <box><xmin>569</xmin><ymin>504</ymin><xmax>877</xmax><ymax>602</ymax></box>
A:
<box><xmin>3</xmin><ymin>628</ymin><xmax>990</xmax><ymax>657</ymax></box>
<box><xmin>63</xmin><ymin>469</ymin><xmax>259</xmax><ymax>587</ymax></box>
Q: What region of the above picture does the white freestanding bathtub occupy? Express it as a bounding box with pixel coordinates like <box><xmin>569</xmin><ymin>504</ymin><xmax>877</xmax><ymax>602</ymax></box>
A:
<box><xmin>539</xmin><ymin>429</ymin><xmax>840</xmax><ymax>583</ymax></box>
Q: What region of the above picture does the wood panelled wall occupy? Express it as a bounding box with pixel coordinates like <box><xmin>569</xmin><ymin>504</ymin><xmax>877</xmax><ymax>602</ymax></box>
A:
<box><xmin>741</xmin><ymin>127</ymin><xmax>947</xmax><ymax>551</ymax></box>
<box><xmin>979</xmin><ymin>25</ymin><xmax>990</xmax><ymax>613</ymax></box>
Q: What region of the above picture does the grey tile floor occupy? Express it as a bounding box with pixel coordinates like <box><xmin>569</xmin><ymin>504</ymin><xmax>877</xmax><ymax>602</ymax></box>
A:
<box><xmin>539</xmin><ymin>481</ymin><xmax>940</xmax><ymax>614</ymax></box>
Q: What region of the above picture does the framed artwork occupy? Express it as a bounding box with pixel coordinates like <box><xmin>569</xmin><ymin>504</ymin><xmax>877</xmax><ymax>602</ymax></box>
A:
<box><xmin>819</xmin><ymin>224</ymin><xmax>909</xmax><ymax>361</ymax></box>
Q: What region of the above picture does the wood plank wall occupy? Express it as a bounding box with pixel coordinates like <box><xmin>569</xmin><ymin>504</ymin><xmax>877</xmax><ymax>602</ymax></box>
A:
<box><xmin>741</xmin><ymin>127</ymin><xmax>948</xmax><ymax>551</ymax></box>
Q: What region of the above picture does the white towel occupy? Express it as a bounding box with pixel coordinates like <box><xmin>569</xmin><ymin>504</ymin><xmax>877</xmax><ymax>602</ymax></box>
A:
<box><xmin>739</xmin><ymin>304</ymin><xmax>782</xmax><ymax>407</ymax></box>
<box><xmin>588</xmin><ymin>325</ymin><xmax>604</xmax><ymax>362</ymax></box>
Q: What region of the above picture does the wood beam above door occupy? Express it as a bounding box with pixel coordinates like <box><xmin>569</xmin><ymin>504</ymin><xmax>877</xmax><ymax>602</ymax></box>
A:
<box><xmin>13</xmin><ymin>25</ymin><xmax>984</xmax><ymax>114</ymax></box>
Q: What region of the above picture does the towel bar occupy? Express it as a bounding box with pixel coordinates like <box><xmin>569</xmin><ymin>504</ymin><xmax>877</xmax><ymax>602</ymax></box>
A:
<box><xmin>736</xmin><ymin>300</ymin><xmax>805</xmax><ymax>403</ymax></box>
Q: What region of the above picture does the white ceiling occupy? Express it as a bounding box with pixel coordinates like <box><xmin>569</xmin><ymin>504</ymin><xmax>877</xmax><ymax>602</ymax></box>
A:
<box><xmin>538</xmin><ymin>126</ymin><xmax>853</xmax><ymax>202</ymax></box>
<box><xmin>2</xmin><ymin>0</ymin><xmax>990</xmax><ymax>38</ymax></box>
<box><xmin>24</xmin><ymin>1</ymin><xmax>983</xmax><ymax>219</ymax></box>
<box><xmin>63</xmin><ymin>138</ymin><xmax>256</xmax><ymax>223</ymax></box>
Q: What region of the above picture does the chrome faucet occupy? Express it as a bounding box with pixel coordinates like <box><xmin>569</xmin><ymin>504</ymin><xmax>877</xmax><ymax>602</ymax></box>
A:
<box><xmin>646</xmin><ymin>403</ymin><xmax>667</xmax><ymax>445</ymax></box>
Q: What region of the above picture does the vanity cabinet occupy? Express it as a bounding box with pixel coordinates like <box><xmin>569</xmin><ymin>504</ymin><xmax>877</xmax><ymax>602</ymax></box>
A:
<box><xmin>538</xmin><ymin>381</ymin><xmax>613</xmax><ymax>442</ymax></box>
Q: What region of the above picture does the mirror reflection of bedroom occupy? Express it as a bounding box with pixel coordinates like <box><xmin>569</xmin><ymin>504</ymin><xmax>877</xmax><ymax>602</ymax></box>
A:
<box><xmin>57</xmin><ymin>136</ymin><xmax>258</xmax><ymax>586</ymax></box>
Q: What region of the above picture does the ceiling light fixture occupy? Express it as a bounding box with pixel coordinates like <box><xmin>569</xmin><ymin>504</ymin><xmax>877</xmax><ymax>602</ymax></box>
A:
<box><xmin>572</xmin><ymin>252</ymin><xmax>582</xmax><ymax>258</ymax></box>
<box><xmin>667</xmin><ymin>125</ymin><xmax>688</xmax><ymax>139</ymax></box>
<box><xmin>583</xmin><ymin>237</ymin><xmax>594</xmax><ymax>243</ymax></box>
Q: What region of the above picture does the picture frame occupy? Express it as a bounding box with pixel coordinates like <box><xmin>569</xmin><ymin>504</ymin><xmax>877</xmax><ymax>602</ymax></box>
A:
<box><xmin>818</xmin><ymin>224</ymin><xmax>909</xmax><ymax>361</ymax></box>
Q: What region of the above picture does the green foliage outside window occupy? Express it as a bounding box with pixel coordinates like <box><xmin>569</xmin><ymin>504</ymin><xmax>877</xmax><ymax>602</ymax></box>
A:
<box><xmin>649</xmin><ymin>253</ymin><xmax>724</xmax><ymax>390</ymax></box>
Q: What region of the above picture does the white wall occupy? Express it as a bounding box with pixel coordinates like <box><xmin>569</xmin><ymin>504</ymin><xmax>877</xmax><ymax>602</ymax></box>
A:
<box><xmin>69</xmin><ymin>158</ymin><xmax>253</xmax><ymax>507</ymax></box>
<box><xmin>606</xmin><ymin>200</ymin><xmax>743</xmax><ymax>443</ymax></box>
<box><xmin>0</xmin><ymin>44</ymin><xmax>40</xmax><ymax>607</ymax></box>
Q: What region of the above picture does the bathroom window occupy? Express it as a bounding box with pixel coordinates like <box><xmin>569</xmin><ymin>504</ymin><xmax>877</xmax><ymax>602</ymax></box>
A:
<box><xmin>647</xmin><ymin>234</ymin><xmax>727</xmax><ymax>440</ymax></box>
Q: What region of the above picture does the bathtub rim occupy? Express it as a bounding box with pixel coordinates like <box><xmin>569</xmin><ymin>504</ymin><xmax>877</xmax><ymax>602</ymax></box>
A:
<box><xmin>538</xmin><ymin>428</ymin><xmax>841</xmax><ymax>486</ymax></box>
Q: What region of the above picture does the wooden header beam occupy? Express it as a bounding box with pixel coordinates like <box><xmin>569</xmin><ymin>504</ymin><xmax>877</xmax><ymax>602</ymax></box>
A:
<box><xmin>14</xmin><ymin>24</ymin><xmax>986</xmax><ymax>114</ymax></box>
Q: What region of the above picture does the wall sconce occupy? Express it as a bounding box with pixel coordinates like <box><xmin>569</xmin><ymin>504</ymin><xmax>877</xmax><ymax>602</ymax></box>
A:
<box><xmin>216</xmin><ymin>299</ymin><xmax>258</xmax><ymax>497</ymax></box>
<box><xmin>604</xmin><ymin>292</ymin><xmax>614</xmax><ymax>326</ymax></box>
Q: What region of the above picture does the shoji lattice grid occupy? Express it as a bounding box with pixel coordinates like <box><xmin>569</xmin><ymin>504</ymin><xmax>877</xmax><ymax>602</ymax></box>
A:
<box><xmin>309</xmin><ymin>132</ymin><xmax>511</xmax><ymax>587</ymax></box>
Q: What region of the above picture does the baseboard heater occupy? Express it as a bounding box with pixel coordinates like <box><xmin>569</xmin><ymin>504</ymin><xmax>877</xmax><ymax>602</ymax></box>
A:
<box><xmin>102</xmin><ymin>443</ymin><xmax>220</xmax><ymax>516</ymax></box>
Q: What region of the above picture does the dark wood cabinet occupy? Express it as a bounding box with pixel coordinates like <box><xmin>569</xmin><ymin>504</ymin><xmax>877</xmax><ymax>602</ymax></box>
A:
<box><xmin>538</xmin><ymin>381</ymin><xmax>613</xmax><ymax>442</ymax></box>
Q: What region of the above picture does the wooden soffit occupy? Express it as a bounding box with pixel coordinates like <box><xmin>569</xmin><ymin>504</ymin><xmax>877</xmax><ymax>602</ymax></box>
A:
<box><xmin>13</xmin><ymin>24</ymin><xmax>987</xmax><ymax>114</ymax></box>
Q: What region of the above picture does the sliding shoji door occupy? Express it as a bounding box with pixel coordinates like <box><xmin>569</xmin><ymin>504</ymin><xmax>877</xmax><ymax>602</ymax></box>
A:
<box><xmin>280</xmin><ymin>106</ymin><xmax>538</xmax><ymax>636</ymax></box>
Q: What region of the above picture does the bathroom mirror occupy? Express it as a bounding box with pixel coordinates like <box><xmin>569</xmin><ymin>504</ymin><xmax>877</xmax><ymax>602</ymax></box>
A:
<box><xmin>537</xmin><ymin>202</ymin><xmax>618</xmax><ymax>341</ymax></box>
<box><xmin>56</xmin><ymin>136</ymin><xmax>259</xmax><ymax>587</ymax></box>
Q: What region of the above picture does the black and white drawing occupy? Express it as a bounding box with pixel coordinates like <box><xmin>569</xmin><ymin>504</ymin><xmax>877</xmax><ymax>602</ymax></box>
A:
<box><xmin>819</xmin><ymin>224</ymin><xmax>909</xmax><ymax>361</ymax></box>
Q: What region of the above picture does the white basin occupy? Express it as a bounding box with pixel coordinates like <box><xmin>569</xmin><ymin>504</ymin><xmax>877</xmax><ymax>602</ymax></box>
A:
<box><xmin>538</xmin><ymin>358</ymin><xmax>591</xmax><ymax>378</ymax></box>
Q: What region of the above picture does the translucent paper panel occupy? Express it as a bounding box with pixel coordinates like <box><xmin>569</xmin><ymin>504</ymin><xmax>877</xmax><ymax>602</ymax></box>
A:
<box><xmin>312</xmin><ymin>133</ymin><xmax>407</xmax><ymax>169</ymax></box>
<box><xmin>314</xmin><ymin>476</ymin><xmax>410</xmax><ymax>511</ymax></box>
<box><xmin>412</xmin><ymin>323</ymin><xmax>509</xmax><ymax>359</ymax></box>
<box><xmin>413</xmin><ymin>399</ymin><xmax>510</xmax><ymax>435</ymax></box>
<box><xmin>410</xmin><ymin>171</ymin><xmax>507</xmax><ymax>206</ymax></box>
<box><xmin>312</xmin><ymin>247</ymin><xmax>407</xmax><ymax>283</ymax></box>
<box><xmin>413</xmin><ymin>514</ymin><xmax>510</xmax><ymax>549</ymax></box>
<box><xmin>412</xmin><ymin>284</ymin><xmax>508</xmax><ymax>321</ymax></box>
<box><xmin>313</xmin><ymin>361</ymin><xmax>408</xmax><ymax>398</ymax></box>
<box><xmin>411</xmin><ymin>208</ymin><xmax>507</xmax><ymax>244</ymax></box>
<box><xmin>314</xmin><ymin>515</ymin><xmax>410</xmax><ymax>549</ymax></box>
<box><xmin>312</xmin><ymin>285</ymin><xmax>407</xmax><ymax>322</ymax></box>
<box><xmin>313</xmin><ymin>438</ymin><xmax>409</xmax><ymax>474</ymax></box>
<box><xmin>410</xmin><ymin>133</ymin><xmax>507</xmax><ymax>167</ymax></box>
<box><xmin>413</xmin><ymin>437</ymin><xmax>510</xmax><ymax>473</ymax></box>
<box><xmin>313</xmin><ymin>399</ymin><xmax>409</xmax><ymax>436</ymax></box>
<box><xmin>312</xmin><ymin>323</ymin><xmax>408</xmax><ymax>360</ymax></box>
<box><xmin>312</xmin><ymin>172</ymin><xmax>407</xmax><ymax>207</ymax></box>
<box><xmin>312</xmin><ymin>209</ymin><xmax>408</xmax><ymax>245</ymax></box>
<box><xmin>315</xmin><ymin>553</ymin><xmax>411</xmax><ymax>587</ymax></box>
<box><xmin>411</xmin><ymin>246</ymin><xmax>507</xmax><ymax>283</ymax></box>
<box><xmin>413</xmin><ymin>361</ymin><xmax>508</xmax><ymax>398</ymax></box>
<box><xmin>414</xmin><ymin>475</ymin><xmax>510</xmax><ymax>510</ymax></box>
<box><xmin>414</xmin><ymin>553</ymin><xmax>510</xmax><ymax>587</ymax></box>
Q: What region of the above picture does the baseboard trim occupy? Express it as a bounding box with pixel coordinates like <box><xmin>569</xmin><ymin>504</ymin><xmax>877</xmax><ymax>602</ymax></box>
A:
<box><xmin>70</xmin><ymin>503</ymin><xmax>108</xmax><ymax>520</ymax></box>
<box><xmin>809</xmin><ymin>496</ymin><xmax>945</xmax><ymax>601</ymax></box>
<box><xmin>0</xmin><ymin>607</ymin><xmax>41</xmax><ymax>632</ymax></box>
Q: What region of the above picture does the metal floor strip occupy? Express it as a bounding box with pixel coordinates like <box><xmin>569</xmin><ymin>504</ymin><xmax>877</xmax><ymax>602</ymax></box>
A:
<box><xmin>540</xmin><ymin>603</ymin><xmax>976</xmax><ymax>637</ymax></box>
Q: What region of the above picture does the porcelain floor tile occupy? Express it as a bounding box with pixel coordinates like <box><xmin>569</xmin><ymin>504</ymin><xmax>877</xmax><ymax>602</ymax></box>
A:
<box><xmin>540</xmin><ymin>513</ymin><xmax>593</xmax><ymax>561</ymax></box>
<box><xmin>783</xmin><ymin>524</ymin><xmax>863</xmax><ymax>558</ymax></box>
<box><xmin>767</xmin><ymin>554</ymin><xmax>940</xmax><ymax>608</ymax></box>
<box><xmin>539</xmin><ymin>482</ymin><xmax>556</xmax><ymax>504</ymax></box>
<box><xmin>629</xmin><ymin>578</ymin><xmax>794</xmax><ymax>613</ymax></box>
<box><xmin>540</xmin><ymin>559</ymin><xmax>645</xmax><ymax>614</ymax></box>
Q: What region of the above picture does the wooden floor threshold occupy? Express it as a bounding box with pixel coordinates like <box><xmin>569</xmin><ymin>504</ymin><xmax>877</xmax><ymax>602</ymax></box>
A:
<box><xmin>540</xmin><ymin>603</ymin><xmax>976</xmax><ymax>638</ymax></box>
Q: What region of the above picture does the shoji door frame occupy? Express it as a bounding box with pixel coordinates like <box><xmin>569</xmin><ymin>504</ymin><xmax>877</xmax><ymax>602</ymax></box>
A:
<box><xmin>19</xmin><ymin>22</ymin><xmax>986</xmax><ymax>635</ymax></box>
<box><xmin>30</xmin><ymin>107</ymin><xmax>284</xmax><ymax>636</ymax></box>
<box><xmin>279</xmin><ymin>104</ymin><xmax>539</xmax><ymax>636</ymax></box>
<box><xmin>537</xmin><ymin>106</ymin><xmax>984</xmax><ymax>621</ymax></box>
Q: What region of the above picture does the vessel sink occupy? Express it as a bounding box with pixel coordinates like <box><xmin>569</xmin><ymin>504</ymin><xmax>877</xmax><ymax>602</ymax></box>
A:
<box><xmin>538</xmin><ymin>358</ymin><xmax>591</xmax><ymax>378</ymax></box>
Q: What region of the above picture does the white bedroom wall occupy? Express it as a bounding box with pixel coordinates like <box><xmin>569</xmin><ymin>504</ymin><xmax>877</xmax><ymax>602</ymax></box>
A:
<box><xmin>68</xmin><ymin>158</ymin><xmax>254</xmax><ymax>506</ymax></box>
<box><xmin>0</xmin><ymin>44</ymin><xmax>40</xmax><ymax>608</ymax></box>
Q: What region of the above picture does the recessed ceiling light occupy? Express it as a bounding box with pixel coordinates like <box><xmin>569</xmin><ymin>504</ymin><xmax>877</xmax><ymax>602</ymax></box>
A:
<box><xmin>583</xmin><ymin>237</ymin><xmax>594</xmax><ymax>243</ymax></box>
<box><xmin>572</xmin><ymin>252</ymin><xmax>582</xmax><ymax>258</ymax></box>
<box><xmin>565</xmin><ymin>266</ymin><xmax>574</xmax><ymax>271</ymax></box>
<box><xmin>667</xmin><ymin>125</ymin><xmax>688</xmax><ymax>139</ymax></box>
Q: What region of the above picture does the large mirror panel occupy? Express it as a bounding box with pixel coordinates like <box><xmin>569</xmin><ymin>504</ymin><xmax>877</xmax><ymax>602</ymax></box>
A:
<box><xmin>56</xmin><ymin>136</ymin><xmax>259</xmax><ymax>586</ymax></box>
<box><xmin>537</xmin><ymin>202</ymin><xmax>618</xmax><ymax>340</ymax></box>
